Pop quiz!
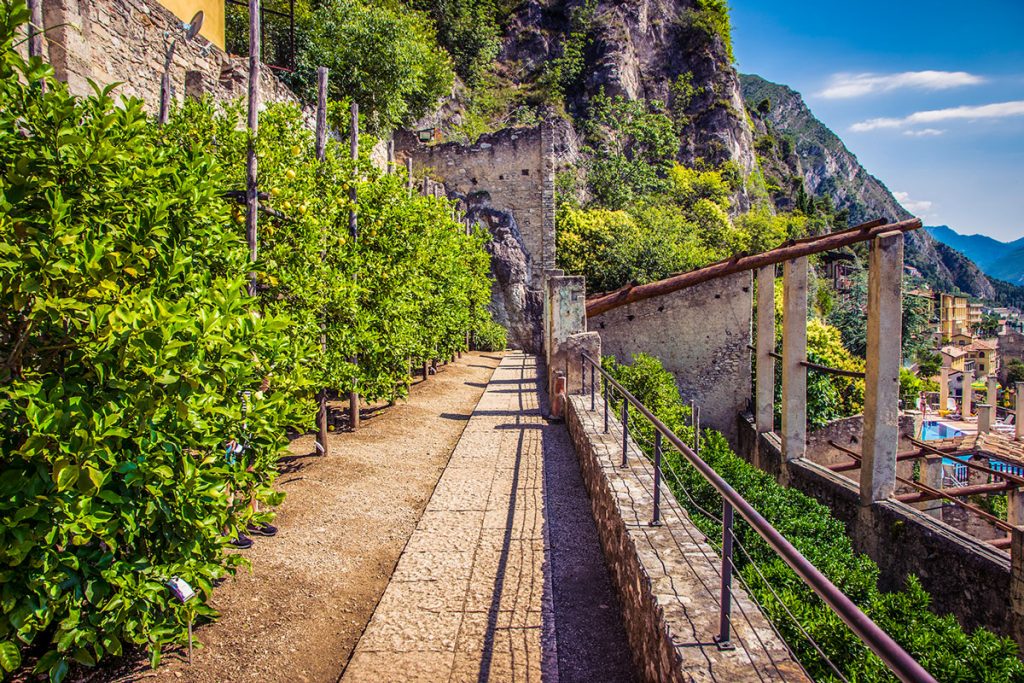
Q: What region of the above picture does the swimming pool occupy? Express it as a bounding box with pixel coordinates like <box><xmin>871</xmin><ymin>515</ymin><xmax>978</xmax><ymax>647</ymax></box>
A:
<box><xmin>921</xmin><ymin>420</ymin><xmax>963</xmax><ymax>441</ymax></box>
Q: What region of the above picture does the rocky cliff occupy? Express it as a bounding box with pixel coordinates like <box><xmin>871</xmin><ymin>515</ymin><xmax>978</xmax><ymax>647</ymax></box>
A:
<box><xmin>452</xmin><ymin>0</ymin><xmax>758</xmax><ymax>197</ymax></box>
<box><xmin>740</xmin><ymin>74</ymin><xmax>997</xmax><ymax>300</ymax></box>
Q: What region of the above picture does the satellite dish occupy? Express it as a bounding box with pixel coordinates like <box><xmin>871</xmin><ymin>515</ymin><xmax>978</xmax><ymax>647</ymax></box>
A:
<box><xmin>184</xmin><ymin>11</ymin><xmax>204</xmax><ymax>40</ymax></box>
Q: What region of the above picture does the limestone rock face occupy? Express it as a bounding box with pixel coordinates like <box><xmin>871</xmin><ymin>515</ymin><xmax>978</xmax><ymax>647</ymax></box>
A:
<box><xmin>497</xmin><ymin>0</ymin><xmax>758</xmax><ymax>206</ymax></box>
<box><xmin>465</xmin><ymin>200</ymin><xmax>545</xmax><ymax>353</ymax></box>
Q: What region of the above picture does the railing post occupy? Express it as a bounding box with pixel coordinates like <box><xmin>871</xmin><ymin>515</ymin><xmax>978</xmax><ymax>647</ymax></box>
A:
<box><xmin>651</xmin><ymin>431</ymin><xmax>663</xmax><ymax>527</ymax></box>
<box><xmin>581</xmin><ymin>355</ymin><xmax>586</xmax><ymax>394</ymax></box>
<box><xmin>621</xmin><ymin>401</ymin><xmax>629</xmax><ymax>468</ymax></box>
<box><xmin>861</xmin><ymin>231</ymin><xmax>903</xmax><ymax>504</ymax></box>
<box><xmin>756</xmin><ymin>265</ymin><xmax>776</xmax><ymax>433</ymax></box>
<box><xmin>716</xmin><ymin>500</ymin><xmax>735</xmax><ymax>650</ymax></box>
<box><xmin>695</xmin><ymin>405</ymin><xmax>701</xmax><ymax>456</ymax></box>
<box><xmin>590</xmin><ymin>362</ymin><xmax>596</xmax><ymax>411</ymax></box>
<box><xmin>782</xmin><ymin>256</ymin><xmax>808</xmax><ymax>461</ymax></box>
<box><xmin>604</xmin><ymin>379</ymin><xmax>610</xmax><ymax>434</ymax></box>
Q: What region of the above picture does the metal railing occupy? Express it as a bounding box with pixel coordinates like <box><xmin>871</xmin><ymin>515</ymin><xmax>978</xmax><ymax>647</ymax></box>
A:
<box><xmin>581</xmin><ymin>352</ymin><xmax>937</xmax><ymax>683</ymax></box>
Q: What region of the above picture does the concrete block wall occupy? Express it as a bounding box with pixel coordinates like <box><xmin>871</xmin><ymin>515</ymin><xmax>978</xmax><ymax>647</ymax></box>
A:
<box><xmin>590</xmin><ymin>272</ymin><xmax>753</xmax><ymax>445</ymax></box>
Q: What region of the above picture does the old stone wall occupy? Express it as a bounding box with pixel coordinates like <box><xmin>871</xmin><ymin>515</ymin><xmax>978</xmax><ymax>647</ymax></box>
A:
<box><xmin>590</xmin><ymin>272</ymin><xmax>753</xmax><ymax>445</ymax></box>
<box><xmin>805</xmin><ymin>414</ymin><xmax>920</xmax><ymax>491</ymax></box>
<box><xmin>999</xmin><ymin>329</ymin><xmax>1024</xmax><ymax>384</ymax></box>
<box><xmin>738</xmin><ymin>414</ymin><xmax>1016</xmax><ymax>641</ymax></box>
<box><xmin>35</xmin><ymin>0</ymin><xmax>300</xmax><ymax>113</ymax></box>
<box><xmin>567</xmin><ymin>395</ymin><xmax>806</xmax><ymax>682</ymax></box>
<box><xmin>394</xmin><ymin>125</ymin><xmax>555</xmax><ymax>353</ymax></box>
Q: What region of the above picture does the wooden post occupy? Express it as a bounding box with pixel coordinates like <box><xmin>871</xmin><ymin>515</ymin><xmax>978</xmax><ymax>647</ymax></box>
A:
<box><xmin>860</xmin><ymin>231</ymin><xmax>903</xmax><ymax>505</ymax></box>
<box><xmin>387</xmin><ymin>139</ymin><xmax>395</xmax><ymax>174</ymax></box>
<box><xmin>245</xmin><ymin>0</ymin><xmax>261</xmax><ymax>296</ymax></box>
<box><xmin>27</xmin><ymin>0</ymin><xmax>46</xmax><ymax>91</ymax></box>
<box><xmin>348</xmin><ymin>102</ymin><xmax>360</xmax><ymax>431</ymax></box>
<box><xmin>755</xmin><ymin>265</ymin><xmax>775</xmax><ymax>434</ymax></box>
<box><xmin>781</xmin><ymin>257</ymin><xmax>808</xmax><ymax>462</ymax></box>
<box><xmin>315</xmin><ymin>67</ymin><xmax>328</xmax><ymax>161</ymax></box>
<box><xmin>406</xmin><ymin>158</ymin><xmax>413</xmax><ymax>197</ymax></box>
<box><xmin>314</xmin><ymin>66</ymin><xmax>330</xmax><ymax>457</ymax></box>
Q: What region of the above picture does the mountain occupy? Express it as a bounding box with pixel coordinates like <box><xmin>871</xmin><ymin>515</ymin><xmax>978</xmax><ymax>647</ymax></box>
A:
<box><xmin>739</xmin><ymin>74</ymin><xmax>997</xmax><ymax>300</ymax></box>
<box><xmin>926</xmin><ymin>226</ymin><xmax>1024</xmax><ymax>285</ymax></box>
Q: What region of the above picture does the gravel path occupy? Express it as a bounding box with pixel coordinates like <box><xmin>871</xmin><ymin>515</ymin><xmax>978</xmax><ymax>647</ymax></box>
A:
<box><xmin>130</xmin><ymin>352</ymin><xmax>504</xmax><ymax>683</ymax></box>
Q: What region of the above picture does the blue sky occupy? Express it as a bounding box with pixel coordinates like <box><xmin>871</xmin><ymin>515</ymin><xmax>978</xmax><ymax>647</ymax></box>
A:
<box><xmin>730</xmin><ymin>0</ymin><xmax>1024</xmax><ymax>242</ymax></box>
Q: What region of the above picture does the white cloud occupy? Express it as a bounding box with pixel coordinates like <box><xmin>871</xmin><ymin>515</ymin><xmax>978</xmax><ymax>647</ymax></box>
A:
<box><xmin>902</xmin><ymin>128</ymin><xmax>945</xmax><ymax>137</ymax></box>
<box><xmin>820</xmin><ymin>70</ymin><xmax>985</xmax><ymax>99</ymax></box>
<box><xmin>893</xmin><ymin>191</ymin><xmax>933</xmax><ymax>215</ymax></box>
<box><xmin>850</xmin><ymin>100</ymin><xmax>1024</xmax><ymax>132</ymax></box>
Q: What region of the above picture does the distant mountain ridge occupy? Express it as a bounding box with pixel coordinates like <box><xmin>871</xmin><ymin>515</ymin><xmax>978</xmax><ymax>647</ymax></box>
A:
<box><xmin>926</xmin><ymin>225</ymin><xmax>1024</xmax><ymax>286</ymax></box>
<box><xmin>739</xmin><ymin>73</ymin><xmax>999</xmax><ymax>300</ymax></box>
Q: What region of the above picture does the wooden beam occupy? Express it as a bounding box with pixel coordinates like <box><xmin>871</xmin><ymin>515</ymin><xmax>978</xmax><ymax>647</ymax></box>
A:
<box><xmin>585</xmin><ymin>218</ymin><xmax>921</xmax><ymax>318</ymax></box>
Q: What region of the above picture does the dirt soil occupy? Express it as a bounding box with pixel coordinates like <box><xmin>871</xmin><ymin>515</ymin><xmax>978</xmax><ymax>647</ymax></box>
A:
<box><xmin>96</xmin><ymin>352</ymin><xmax>502</xmax><ymax>683</ymax></box>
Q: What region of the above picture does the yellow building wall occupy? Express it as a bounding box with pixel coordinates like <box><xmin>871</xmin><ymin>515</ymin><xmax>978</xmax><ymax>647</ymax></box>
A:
<box><xmin>157</xmin><ymin>0</ymin><xmax>225</xmax><ymax>49</ymax></box>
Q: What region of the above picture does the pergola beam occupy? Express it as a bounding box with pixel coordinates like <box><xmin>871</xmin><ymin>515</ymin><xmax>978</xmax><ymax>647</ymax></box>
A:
<box><xmin>585</xmin><ymin>218</ymin><xmax>922</xmax><ymax>318</ymax></box>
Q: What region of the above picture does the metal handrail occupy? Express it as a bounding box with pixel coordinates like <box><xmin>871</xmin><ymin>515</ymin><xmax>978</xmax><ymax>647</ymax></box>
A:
<box><xmin>581</xmin><ymin>352</ymin><xmax>937</xmax><ymax>683</ymax></box>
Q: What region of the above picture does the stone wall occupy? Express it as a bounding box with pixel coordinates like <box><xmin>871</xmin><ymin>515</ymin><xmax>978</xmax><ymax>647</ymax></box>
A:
<box><xmin>999</xmin><ymin>329</ymin><xmax>1024</xmax><ymax>384</ymax></box>
<box><xmin>737</xmin><ymin>414</ymin><xmax>1017</xmax><ymax>641</ymax></box>
<box><xmin>566</xmin><ymin>395</ymin><xmax>806</xmax><ymax>682</ymax></box>
<box><xmin>35</xmin><ymin>0</ymin><xmax>300</xmax><ymax>113</ymax></box>
<box><xmin>590</xmin><ymin>272</ymin><xmax>753</xmax><ymax>445</ymax></box>
<box><xmin>395</xmin><ymin>125</ymin><xmax>555</xmax><ymax>353</ymax></box>
<box><xmin>804</xmin><ymin>414</ymin><xmax>920</xmax><ymax>492</ymax></box>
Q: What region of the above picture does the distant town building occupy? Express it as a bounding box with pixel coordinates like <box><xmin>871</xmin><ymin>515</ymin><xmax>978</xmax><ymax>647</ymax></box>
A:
<box><xmin>939</xmin><ymin>293</ymin><xmax>971</xmax><ymax>338</ymax></box>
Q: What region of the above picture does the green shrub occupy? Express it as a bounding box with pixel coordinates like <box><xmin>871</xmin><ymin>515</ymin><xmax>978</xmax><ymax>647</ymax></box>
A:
<box><xmin>0</xmin><ymin>6</ymin><xmax>311</xmax><ymax>678</ymax></box>
<box><xmin>473</xmin><ymin>320</ymin><xmax>508</xmax><ymax>352</ymax></box>
<box><xmin>603</xmin><ymin>353</ymin><xmax>1024</xmax><ymax>682</ymax></box>
<box><xmin>0</xmin><ymin>4</ymin><xmax>498</xmax><ymax>677</ymax></box>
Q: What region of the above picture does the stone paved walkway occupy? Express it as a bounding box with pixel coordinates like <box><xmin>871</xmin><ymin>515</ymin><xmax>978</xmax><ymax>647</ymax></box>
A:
<box><xmin>342</xmin><ymin>352</ymin><xmax>636</xmax><ymax>682</ymax></box>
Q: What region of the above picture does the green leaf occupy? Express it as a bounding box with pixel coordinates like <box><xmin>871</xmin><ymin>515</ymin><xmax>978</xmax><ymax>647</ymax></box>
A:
<box><xmin>50</xmin><ymin>659</ymin><xmax>70</xmax><ymax>683</ymax></box>
<box><xmin>56</xmin><ymin>465</ymin><xmax>80</xmax><ymax>492</ymax></box>
<box><xmin>0</xmin><ymin>640</ymin><xmax>21</xmax><ymax>672</ymax></box>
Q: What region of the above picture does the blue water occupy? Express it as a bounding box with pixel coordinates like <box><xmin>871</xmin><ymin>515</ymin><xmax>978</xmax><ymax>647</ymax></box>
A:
<box><xmin>921</xmin><ymin>421</ymin><xmax>963</xmax><ymax>441</ymax></box>
<box><xmin>919</xmin><ymin>421</ymin><xmax>1024</xmax><ymax>480</ymax></box>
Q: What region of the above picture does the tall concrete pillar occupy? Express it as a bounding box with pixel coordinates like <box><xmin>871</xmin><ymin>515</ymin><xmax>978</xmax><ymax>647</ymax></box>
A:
<box><xmin>988</xmin><ymin>374</ymin><xmax>999</xmax><ymax>407</ymax></box>
<box><xmin>1016</xmin><ymin>382</ymin><xmax>1023</xmax><ymax>441</ymax></box>
<box><xmin>543</xmin><ymin>274</ymin><xmax>599</xmax><ymax>400</ymax></box>
<box><xmin>978</xmin><ymin>404</ymin><xmax>992</xmax><ymax>434</ymax></box>
<box><xmin>1009</xmin><ymin>490</ymin><xmax>1024</xmax><ymax>527</ymax></box>
<box><xmin>939</xmin><ymin>366</ymin><xmax>950</xmax><ymax>413</ymax></box>
<box><xmin>920</xmin><ymin>454</ymin><xmax>944</xmax><ymax>519</ymax></box>
<box><xmin>963</xmin><ymin>371</ymin><xmax>974</xmax><ymax>419</ymax></box>
<box><xmin>755</xmin><ymin>266</ymin><xmax>775</xmax><ymax>434</ymax></box>
<box><xmin>860</xmin><ymin>232</ymin><xmax>903</xmax><ymax>505</ymax></box>
<box><xmin>781</xmin><ymin>257</ymin><xmax>807</xmax><ymax>462</ymax></box>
